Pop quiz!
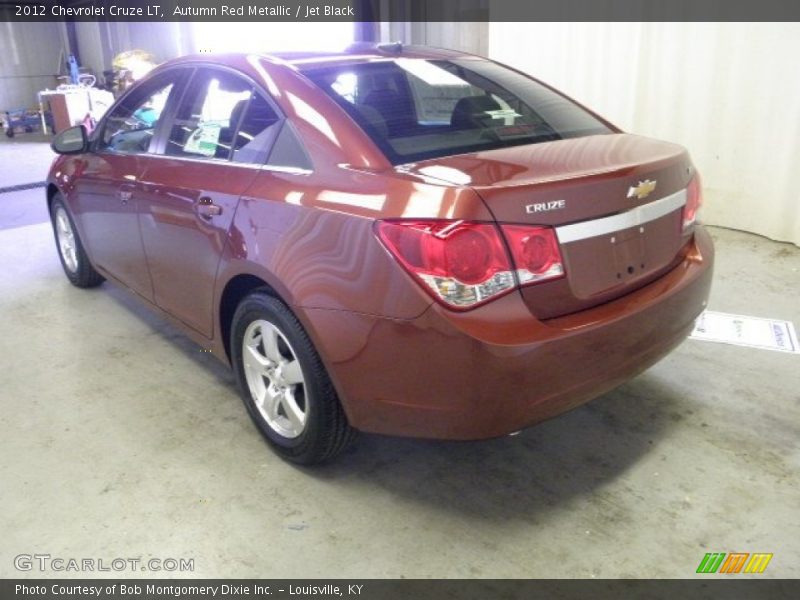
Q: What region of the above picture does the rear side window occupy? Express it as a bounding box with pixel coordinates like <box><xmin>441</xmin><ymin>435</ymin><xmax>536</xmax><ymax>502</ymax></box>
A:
<box><xmin>267</xmin><ymin>122</ymin><xmax>313</xmax><ymax>171</ymax></box>
<box><xmin>163</xmin><ymin>68</ymin><xmax>286</xmax><ymax>165</ymax></box>
<box><xmin>302</xmin><ymin>58</ymin><xmax>613</xmax><ymax>164</ymax></box>
<box><xmin>166</xmin><ymin>70</ymin><xmax>252</xmax><ymax>160</ymax></box>
<box><xmin>232</xmin><ymin>93</ymin><xmax>281</xmax><ymax>164</ymax></box>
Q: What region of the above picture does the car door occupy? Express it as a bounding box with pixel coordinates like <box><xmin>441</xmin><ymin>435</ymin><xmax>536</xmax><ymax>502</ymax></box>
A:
<box><xmin>136</xmin><ymin>67</ymin><xmax>282</xmax><ymax>337</ymax></box>
<box><xmin>70</xmin><ymin>70</ymin><xmax>189</xmax><ymax>300</ymax></box>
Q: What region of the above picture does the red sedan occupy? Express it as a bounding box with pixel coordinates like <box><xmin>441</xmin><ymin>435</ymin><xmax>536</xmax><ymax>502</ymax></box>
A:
<box><xmin>46</xmin><ymin>44</ymin><xmax>713</xmax><ymax>464</ymax></box>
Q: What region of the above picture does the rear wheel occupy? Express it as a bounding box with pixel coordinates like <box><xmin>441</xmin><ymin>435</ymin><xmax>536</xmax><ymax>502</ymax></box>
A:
<box><xmin>231</xmin><ymin>292</ymin><xmax>356</xmax><ymax>464</ymax></box>
<box><xmin>50</xmin><ymin>195</ymin><xmax>104</xmax><ymax>288</ymax></box>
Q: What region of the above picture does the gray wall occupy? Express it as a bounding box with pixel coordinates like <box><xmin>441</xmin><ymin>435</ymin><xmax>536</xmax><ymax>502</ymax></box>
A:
<box><xmin>74</xmin><ymin>22</ymin><xmax>192</xmax><ymax>80</ymax></box>
<box><xmin>0</xmin><ymin>22</ymin><xmax>69</xmax><ymax>110</ymax></box>
<box><xmin>68</xmin><ymin>21</ymin><xmax>489</xmax><ymax>81</ymax></box>
<box><xmin>0</xmin><ymin>21</ymin><xmax>487</xmax><ymax>113</ymax></box>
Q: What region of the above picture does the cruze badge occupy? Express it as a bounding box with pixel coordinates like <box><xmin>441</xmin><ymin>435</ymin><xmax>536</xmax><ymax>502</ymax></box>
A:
<box><xmin>627</xmin><ymin>179</ymin><xmax>657</xmax><ymax>200</ymax></box>
<box><xmin>526</xmin><ymin>199</ymin><xmax>566</xmax><ymax>214</ymax></box>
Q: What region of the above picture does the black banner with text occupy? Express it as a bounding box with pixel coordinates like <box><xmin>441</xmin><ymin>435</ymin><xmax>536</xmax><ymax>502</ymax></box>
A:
<box><xmin>3</xmin><ymin>579</ymin><xmax>799</xmax><ymax>600</ymax></box>
<box><xmin>2</xmin><ymin>0</ymin><xmax>800</xmax><ymax>22</ymax></box>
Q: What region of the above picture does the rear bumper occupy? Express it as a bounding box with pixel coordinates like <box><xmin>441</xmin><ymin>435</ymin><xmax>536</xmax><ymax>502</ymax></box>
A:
<box><xmin>302</xmin><ymin>226</ymin><xmax>714</xmax><ymax>440</ymax></box>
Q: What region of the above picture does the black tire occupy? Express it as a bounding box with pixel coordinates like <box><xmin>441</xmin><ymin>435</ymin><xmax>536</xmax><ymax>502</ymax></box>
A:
<box><xmin>5</xmin><ymin>128</ymin><xmax>13</xmax><ymax>138</ymax></box>
<box><xmin>231</xmin><ymin>291</ymin><xmax>356</xmax><ymax>465</ymax></box>
<box><xmin>50</xmin><ymin>195</ymin><xmax>105</xmax><ymax>288</ymax></box>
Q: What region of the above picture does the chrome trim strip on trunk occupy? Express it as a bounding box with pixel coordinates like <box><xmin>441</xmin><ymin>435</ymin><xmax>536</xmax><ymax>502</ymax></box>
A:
<box><xmin>555</xmin><ymin>188</ymin><xmax>687</xmax><ymax>244</ymax></box>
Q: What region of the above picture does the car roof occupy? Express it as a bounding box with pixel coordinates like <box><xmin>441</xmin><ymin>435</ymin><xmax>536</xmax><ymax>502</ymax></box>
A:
<box><xmin>270</xmin><ymin>43</ymin><xmax>476</xmax><ymax>69</ymax></box>
<box><xmin>163</xmin><ymin>43</ymin><xmax>479</xmax><ymax>72</ymax></box>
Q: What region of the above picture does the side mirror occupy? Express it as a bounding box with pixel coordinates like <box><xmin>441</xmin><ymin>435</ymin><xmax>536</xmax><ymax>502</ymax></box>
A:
<box><xmin>51</xmin><ymin>126</ymin><xmax>88</xmax><ymax>155</ymax></box>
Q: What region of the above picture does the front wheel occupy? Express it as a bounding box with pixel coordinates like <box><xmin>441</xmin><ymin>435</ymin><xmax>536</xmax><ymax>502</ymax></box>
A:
<box><xmin>231</xmin><ymin>292</ymin><xmax>356</xmax><ymax>465</ymax></box>
<box><xmin>50</xmin><ymin>195</ymin><xmax>104</xmax><ymax>288</ymax></box>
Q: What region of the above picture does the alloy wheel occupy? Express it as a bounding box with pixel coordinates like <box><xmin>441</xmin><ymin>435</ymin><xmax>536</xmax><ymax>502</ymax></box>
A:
<box><xmin>242</xmin><ymin>319</ymin><xmax>308</xmax><ymax>439</ymax></box>
<box><xmin>55</xmin><ymin>206</ymin><xmax>78</xmax><ymax>273</ymax></box>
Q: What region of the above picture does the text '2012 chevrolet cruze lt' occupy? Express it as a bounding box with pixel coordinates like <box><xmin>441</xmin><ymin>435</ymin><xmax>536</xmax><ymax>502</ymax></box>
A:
<box><xmin>47</xmin><ymin>44</ymin><xmax>713</xmax><ymax>464</ymax></box>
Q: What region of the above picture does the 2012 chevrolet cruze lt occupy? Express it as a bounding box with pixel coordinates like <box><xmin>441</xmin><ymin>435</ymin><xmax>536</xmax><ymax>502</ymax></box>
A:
<box><xmin>47</xmin><ymin>44</ymin><xmax>713</xmax><ymax>464</ymax></box>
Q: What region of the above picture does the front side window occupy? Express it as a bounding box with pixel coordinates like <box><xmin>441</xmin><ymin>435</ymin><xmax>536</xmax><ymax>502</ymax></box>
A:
<box><xmin>302</xmin><ymin>58</ymin><xmax>613</xmax><ymax>164</ymax></box>
<box><xmin>99</xmin><ymin>73</ymin><xmax>182</xmax><ymax>154</ymax></box>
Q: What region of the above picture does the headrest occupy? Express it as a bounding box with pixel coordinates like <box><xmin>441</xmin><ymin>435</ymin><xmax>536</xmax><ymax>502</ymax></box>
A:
<box><xmin>355</xmin><ymin>103</ymin><xmax>389</xmax><ymax>138</ymax></box>
<box><xmin>451</xmin><ymin>95</ymin><xmax>502</xmax><ymax>129</ymax></box>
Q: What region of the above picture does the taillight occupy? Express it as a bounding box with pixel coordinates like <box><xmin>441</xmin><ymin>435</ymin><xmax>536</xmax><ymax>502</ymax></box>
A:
<box><xmin>376</xmin><ymin>219</ymin><xmax>566</xmax><ymax>310</ymax></box>
<box><xmin>683</xmin><ymin>174</ymin><xmax>703</xmax><ymax>231</ymax></box>
<box><xmin>375</xmin><ymin>220</ymin><xmax>516</xmax><ymax>309</ymax></box>
<box><xmin>501</xmin><ymin>225</ymin><xmax>565</xmax><ymax>285</ymax></box>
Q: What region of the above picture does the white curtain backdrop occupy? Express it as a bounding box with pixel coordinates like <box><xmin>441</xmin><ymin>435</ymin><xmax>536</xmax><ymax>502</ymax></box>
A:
<box><xmin>489</xmin><ymin>22</ymin><xmax>800</xmax><ymax>246</ymax></box>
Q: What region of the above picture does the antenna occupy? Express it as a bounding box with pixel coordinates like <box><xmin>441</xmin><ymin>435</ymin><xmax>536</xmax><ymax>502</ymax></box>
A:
<box><xmin>377</xmin><ymin>41</ymin><xmax>403</xmax><ymax>53</ymax></box>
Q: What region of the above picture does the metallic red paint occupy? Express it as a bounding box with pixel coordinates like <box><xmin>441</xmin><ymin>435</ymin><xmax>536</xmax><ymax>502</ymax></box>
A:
<box><xmin>47</xmin><ymin>45</ymin><xmax>714</xmax><ymax>440</ymax></box>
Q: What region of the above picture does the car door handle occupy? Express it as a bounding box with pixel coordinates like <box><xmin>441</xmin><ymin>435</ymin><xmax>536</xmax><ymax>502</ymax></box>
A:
<box><xmin>196</xmin><ymin>196</ymin><xmax>222</xmax><ymax>219</ymax></box>
<box><xmin>118</xmin><ymin>183</ymin><xmax>135</xmax><ymax>205</ymax></box>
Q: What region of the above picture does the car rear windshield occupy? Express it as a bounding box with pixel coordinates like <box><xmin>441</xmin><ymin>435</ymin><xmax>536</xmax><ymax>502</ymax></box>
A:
<box><xmin>301</xmin><ymin>58</ymin><xmax>613</xmax><ymax>165</ymax></box>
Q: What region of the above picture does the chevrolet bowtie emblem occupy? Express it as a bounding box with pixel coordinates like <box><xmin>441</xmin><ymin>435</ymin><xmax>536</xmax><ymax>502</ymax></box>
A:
<box><xmin>627</xmin><ymin>179</ymin><xmax>657</xmax><ymax>200</ymax></box>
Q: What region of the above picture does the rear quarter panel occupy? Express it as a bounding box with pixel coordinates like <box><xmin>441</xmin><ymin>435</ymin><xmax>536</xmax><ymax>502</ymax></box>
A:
<box><xmin>214</xmin><ymin>163</ymin><xmax>493</xmax><ymax>321</ymax></box>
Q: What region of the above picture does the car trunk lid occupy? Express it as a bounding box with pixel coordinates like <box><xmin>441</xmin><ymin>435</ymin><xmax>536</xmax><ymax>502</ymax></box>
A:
<box><xmin>399</xmin><ymin>133</ymin><xmax>696</xmax><ymax>318</ymax></box>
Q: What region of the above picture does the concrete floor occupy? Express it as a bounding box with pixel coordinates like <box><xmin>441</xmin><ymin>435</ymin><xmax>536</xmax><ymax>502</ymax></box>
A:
<box><xmin>0</xmin><ymin>132</ymin><xmax>52</xmax><ymax>230</ymax></box>
<box><xmin>0</xmin><ymin>131</ymin><xmax>54</xmax><ymax>188</ymax></box>
<box><xmin>0</xmin><ymin>136</ymin><xmax>798</xmax><ymax>579</ymax></box>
